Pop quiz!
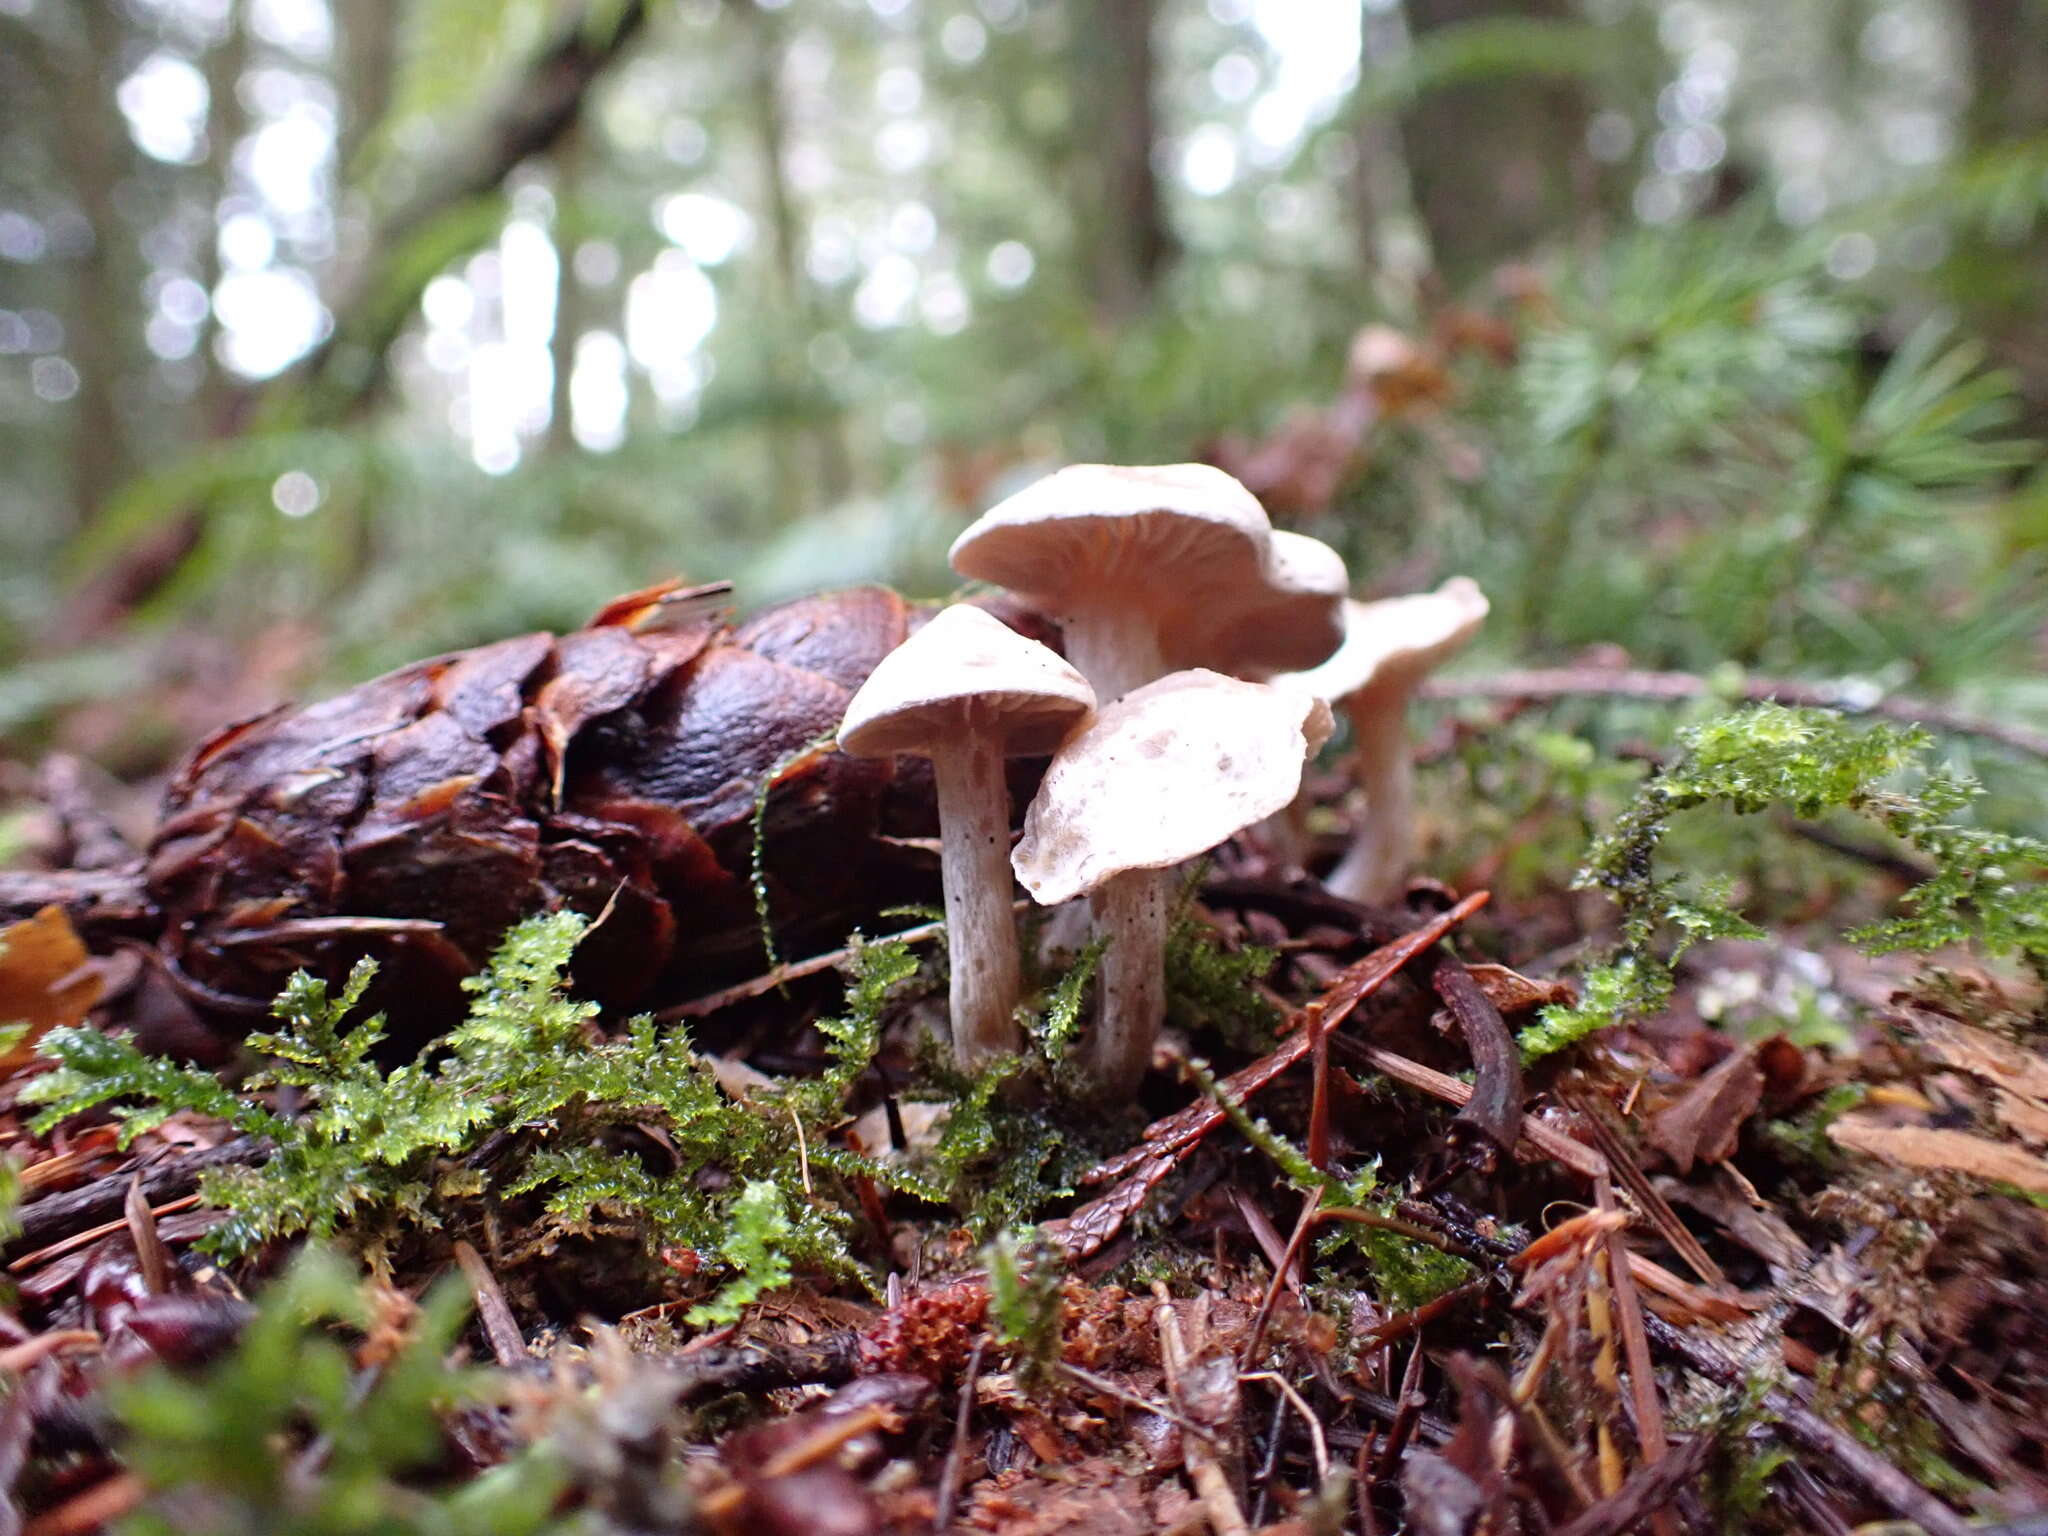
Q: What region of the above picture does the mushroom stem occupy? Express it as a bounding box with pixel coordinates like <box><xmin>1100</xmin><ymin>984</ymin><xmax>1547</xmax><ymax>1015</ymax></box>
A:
<box><xmin>929</xmin><ymin>734</ymin><xmax>1024</xmax><ymax>1067</ymax></box>
<box><xmin>1087</xmin><ymin>867</ymin><xmax>1169</xmax><ymax>1096</ymax></box>
<box><xmin>1324</xmin><ymin>686</ymin><xmax>1417</xmax><ymax>905</ymax></box>
<box><xmin>1060</xmin><ymin>605</ymin><xmax>1167</xmax><ymax>704</ymax></box>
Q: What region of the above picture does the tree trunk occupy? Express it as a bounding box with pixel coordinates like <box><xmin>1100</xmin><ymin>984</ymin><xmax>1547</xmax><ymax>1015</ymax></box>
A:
<box><xmin>1348</xmin><ymin>2</ymin><xmax>1433</xmax><ymax>320</ymax></box>
<box><xmin>1073</xmin><ymin>0</ymin><xmax>1170</xmax><ymax>323</ymax></box>
<box><xmin>335</xmin><ymin>0</ymin><xmax>401</xmax><ymax>184</ymax></box>
<box><xmin>50</xmin><ymin>0</ymin><xmax>135</xmax><ymax>537</ymax></box>
<box><xmin>548</xmin><ymin>123</ymin><xmax>586</xmax><ymax>457</ymax></box>
<box><xmin>1396</xmin><ymin>0</ymin><xmax>1591</xmax><ymax>284</ymax></box>
<box><xmin>1959</xmin><ymin>0</ymin><xmax>2048</xmax><ymax>423</ymax></box>
<box><xmin>741</xmin><ymin>2</ymin><xmax>808</xmax><ymax>523</ymax></box>
<box><xmin>197</xmin><ymin>0</ymin><xmax>250</xmax><ymax>438</ymax></box>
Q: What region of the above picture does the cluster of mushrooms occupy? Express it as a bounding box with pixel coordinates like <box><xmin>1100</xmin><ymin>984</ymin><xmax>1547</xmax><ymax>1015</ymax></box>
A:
<box><xmin>836</xmin><ymin>464</ymin><xmax>1488</xmax><ymax>1098</ymax></box>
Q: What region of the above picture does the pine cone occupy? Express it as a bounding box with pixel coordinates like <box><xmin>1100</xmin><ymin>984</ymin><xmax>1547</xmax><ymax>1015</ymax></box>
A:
<box><xmin>115</xmin><ymin>581</ymin><xmax>1053</xmax><ymax>1039</ymax></box>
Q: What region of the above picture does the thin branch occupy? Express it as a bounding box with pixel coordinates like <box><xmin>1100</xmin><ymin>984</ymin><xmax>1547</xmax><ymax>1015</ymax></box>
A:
<box><xmin>1421</xmin><ymin>667</ymin><xmax>2048</xmax><ymax>760</ymax></box>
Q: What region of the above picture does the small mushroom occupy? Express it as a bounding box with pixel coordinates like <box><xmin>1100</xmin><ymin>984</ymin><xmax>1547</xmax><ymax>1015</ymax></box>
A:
<box><xmin>838</xmin><ymin>604</ymin><xmax>1095</xmax><ymax>1067</ymax></box>
<box><xmin>948</xmin><ymin>464</ymin><xmax>1345</xmax><ymax>702</ymax></box>
<box><xmin>1012</xmin><ymin>669</ymin><xmax>1333</xmax><ymax>1096</ymax></box>
<box><xmin>1279</xmin><ymin>578</ymin><xmax>1488</xmax><ymax>905</ymax></box>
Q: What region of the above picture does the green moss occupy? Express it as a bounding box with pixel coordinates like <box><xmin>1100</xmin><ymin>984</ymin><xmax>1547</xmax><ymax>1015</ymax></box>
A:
<box><xmin>1524</xmin><ymin>704</ymin><xmax>2048</xmax><ymax>1059</ymax></box>
<box><xmin>111</xmin><ymin>1247</ymin><xmax>571</xmax><ymax>1536</ymax></box>
<box><xmin>26</xmin><ymin>913</ymin><xmax>921</xmax><ymax>1299</ymax></box>
<box><xmin>984</xmin><ymin>1228</ymin><xmax>1063</xmax><ymax>1384</ymax></box>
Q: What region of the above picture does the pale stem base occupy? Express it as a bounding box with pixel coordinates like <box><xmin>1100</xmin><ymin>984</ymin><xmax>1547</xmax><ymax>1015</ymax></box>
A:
<box><xmin>1061</xmin><ymin>604</ymin><xmax>1167</xmax><ymax>704</ymax></box>
<box><xmin>931</xmin><ymin>736</ymin><xmax>1023</xmax><ymax>1067</ymax></box>
<box><xmin>1324</xmin><ymin>692</ymin><xmax>1416</xmax><ymax>905</ymax></box>
<box><xmin>1088</xmin><ymin>866</ymin><xmax>1169</xmax><ymax>1096</ymax></box>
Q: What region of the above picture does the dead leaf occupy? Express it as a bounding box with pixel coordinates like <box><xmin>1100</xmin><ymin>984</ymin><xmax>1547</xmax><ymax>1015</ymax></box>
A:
<box><xmin>1828</xmin><ymin>1115</ymin><xmax>2048</xmax><ymax>1195</ymax></box>
<box><xmin>1648</xmin><ymin>1046</ymin><xmax>1764</xmax><ymax>1174</ymax></box>
<box><xmin>0</xmin><ymin>905</ymin><xmax>102</xmax><ymax>1073</ymax></box>
<box><xmin>1903</xmin><ymin>1008</ymin><xmax>2048</xmax><ymax>1104</ymax></box>
<box><xmin>1997</xmin><ymin>1090</ymin><xmax>2048</xmax><ymax>1146</ymax></box>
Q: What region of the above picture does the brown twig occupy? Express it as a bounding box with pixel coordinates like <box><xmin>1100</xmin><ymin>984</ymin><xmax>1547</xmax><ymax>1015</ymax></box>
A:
<box><xmin>656</xmin><ymin>909</ymin><xmax>1008</xmax><ymax>1021</ymax></box>
<box><xmin>1156</xmin><ymin>1286</ymin><xmax>1250</xmax><ymax>1536</ymax></box>
<box><xmin>452</xmin><ymin>1241</ymin><xmax>527</xmax><ymax>1367</ymax></box>
<box><xmin>1595</xmin><ymin>1176</ymin><xmax>1672</xmax><ymax>1536</ymax></box>
<box><xmin>1084</xmin><ymin>893</ymin><xmax>1491</xmax><ymax>1189</ymax></box>
<box><xmin>8</xmin><ymin>1195</ymin><xmax>203</xmax><ymax>1273</ymax></box>
<box><xmin>20</xmin><ymin>1474</ymin><xmax>144</xmax><ymax>1536</ymax></box>
<box><xmin>932</xmin><ymin>1338</ymin><xmax>985</xmax><ymax>1532</ymax></box>
<box><xmin>1551</xmin><ymin>1430</ymin><xmax>1713</xmax><ymax>1536</ymax></box>
<box><xmin>1337</xmin><ymin>1041</ymin><xmax>1609</xmax><ymax>1181</ymax></box>
<box><xmin>10</xmin><ymin>1136</ymin><xmax>268</xmax><ymax>1251</ymax></box>
<box><xmin>122</xmin><ymin>1175</ymin><xmax>172</xmax><ymax>1295</ymax></box>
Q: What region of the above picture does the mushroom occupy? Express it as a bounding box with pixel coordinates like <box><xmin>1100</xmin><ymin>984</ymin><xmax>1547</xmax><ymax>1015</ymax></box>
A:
<box><xmin>1180</xmin><ymin>528</ymin><xmax>1350</xmax><ymax>679</ymax></box>
<box><xmin>948</xmin><ymin>463</ymin><xmax>1346</xmax><ymax>702</ymax></box>
<box><xmin>1278</xmin><ymin>577</ymin><xmax>1488</xmax><ymax>905</ymax></box>
<box><xmin>1012</xmin><ymin>669</ymin><xmax>1333</xmax><ymax>1095</ymax></box>
<box><xmin>838</xmin><ymin>604</ymin><xmax>1095</xmax><ymax>1067</ymax></box>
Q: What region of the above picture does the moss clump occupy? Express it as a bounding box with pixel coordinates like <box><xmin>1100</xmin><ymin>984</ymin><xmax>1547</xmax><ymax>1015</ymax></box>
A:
<box><xmin>27</xmin><ymin>913</ymin><xmax>927</xmax><ymax>1295</ymax></box>
<box><xmin>1526</xmin><ymin>704</ymin><xmax>2048</xmax><ymax>1060</ymax></box>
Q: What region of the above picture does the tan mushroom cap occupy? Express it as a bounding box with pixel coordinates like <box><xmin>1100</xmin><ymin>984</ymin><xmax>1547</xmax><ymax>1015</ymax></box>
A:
<box><xmin>1013</xmin><ymin>669</ymin><xmax>1334</xmax><ymax>906</ymax></box>
<box><xmin>948</xmin><ymin>464</ymin><xmax>1343</xmax><ymax>678</ymax></box>
<box><xmin>838</xmin><ymin>603</ymin><xmax>1095</xmax><ymax>759</ymax></box>
<box><xmin>1280</xmin><ymin>577</ymin><xmax>1489</xmax><ymax>703</ymax></box>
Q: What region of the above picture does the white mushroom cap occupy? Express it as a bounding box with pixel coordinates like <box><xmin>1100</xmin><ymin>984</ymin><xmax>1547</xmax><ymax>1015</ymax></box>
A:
<box><xmin>1013</xmin><ymin>669</ymin><xmax>1334</xmax><ymax>905</ymax></box>
<box><xmin>1181</xmin><ymin>528</ymin><xmax>1350</xmax><ymax>677</ymax></box>
<box><xmin>947</xmin><ymin>464</ymin><xmax>1343</xmax><ymax>693</ymax></box>
<box><xmin>949</xmin><ymin>463</ymin><xmax>1270</xmax><ymax>603</ymax></box>
<box><xmin>839</xmin><ymin>603</ymin><xmax>1095</xmax><ymax>759</ymax></box>
<box><xmin>1280</xmin><ymin>578</ymin><xmax>1490</xmax><ymax>705</ymax></box>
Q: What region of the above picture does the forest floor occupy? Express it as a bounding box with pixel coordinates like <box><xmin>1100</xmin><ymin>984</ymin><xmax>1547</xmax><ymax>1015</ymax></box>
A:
<box><xmin>0</xmin><ymin>604</ymin><xmax>2045</xmax><ymax>1536</ymax></box>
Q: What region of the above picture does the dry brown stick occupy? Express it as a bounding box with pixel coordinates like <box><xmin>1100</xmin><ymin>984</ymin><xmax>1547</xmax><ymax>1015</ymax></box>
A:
<box><xmin>1421</xmin><ymin>667</ymin><xmax>2048</xmax><ymax>761</ymax></box>
<box><xmin>932</xmin><ymin>1338</ymin><xmax>985</xmax><ymax>1532</ymax></box>
<box><xmin>8</xmin><ymin>1195</ymin><xmax>201</xmax><ymax>1273</ymax></box>
<box><xmin>698</xmin><ymin>1403</ymin><xmax>893</xmax><ymax>1524</ymax></box>
<box><xmin>0</xmin><ymin>1333</ymin><xmax>98</xmax><ymax>1374</ymax></box>
<box><xmin>1085</xmin><ymin>892</ymin><xmax>1491</xmax><ymax>1188</ymax></box>
<box><xmin>10</xmin><ymin>1136</ymin><xmax>268</xmax><ymax>1251</ymax></box>
<box><xmin>452</xmin><ymin>1241</ymin><xmax>527</xmax><ymax>1367</ymax></box>
<box><xmin>1551</xmin><ymin>1431</ymin><xmax>1713</xmax><ymax>1536</ymax></box>
<box><xmin>657</xmin><ymin>910</ymin><xmax>1010</xmax><ymax>1021</ymax></box>
<box><xmin>1241</xmin><ymin>1202</ymin><xmax>1465</xmax><ymax>1369</ymax></box>
<box><xmin>122</xmin><ymin>1176</ymin><xmax>172</xmax><ymax>1296</ymax></box>
<box><xmin>1566</xmin><ymin>1093</ymin><xmax>1725</xmax><ymax>1289</ymax></box>
<box><xmin>20</xmin><ymin>1473</ymin><xmax>143</xmax><ymax>1536</ymax></box>
<box><xmin>1156</xmin><ymin>1286</ymin><xmax>1250</xmax><ymax>1536</ymax></box>
<box><xmin>1342</xmin><ymin>1042</ymin><xmax>1609</xmax><ymax>1181</ymax></box>
<box><xmin>1595</xmin><ymin>1175</ymin><xmax>1673</xmax><ymax>1536</ymax></box>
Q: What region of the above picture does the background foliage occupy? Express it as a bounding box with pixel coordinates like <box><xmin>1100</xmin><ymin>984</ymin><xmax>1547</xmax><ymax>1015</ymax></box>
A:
<box><xmin>0</xmin><ymin>0</ymin><xmax>2043</xmax><ymax>818</ymax></box>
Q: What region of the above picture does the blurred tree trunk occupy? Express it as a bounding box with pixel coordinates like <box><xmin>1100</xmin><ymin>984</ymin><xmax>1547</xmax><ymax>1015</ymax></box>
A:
<box><xmin>1396</xmin><ymin>0</ymin><xmax>1591</xmax><ymax>284</ymax></box>
<box><xmin>336</xmin><ymin>0</ymin><xmax>400</xmax><ymax>183</ymax></box>
<box><xmin>49</xmin><ymin>1</ymin><xmax>135</xmax><ymax>538</ymax></box>
<box><xmin>196</xmin><ymin>0</ymin><xmax>250</xmax><ymax>439</ymax></box>
<box><xmin>1961</xmin><ymin>0</ymin><xmax>2048</xmax><ymax>145</ymax></box>
<box><xmin>1073</xmin><ymin>0</ymin><xmax>1170</xmax><ymax>322</ymax></box>
<box><xmin>548</xmin><ymin>124</ymin><xmax>586</xmax><ymax>458</ymax></box>
<box><xmin>741</xmin><ymin>2</ymin><xmax>808</xmax><ymax>523</ymax></box>
<box><xmin>1960</xmin><ymin>0</ymin><xmax>2048</xmax><ymax>421</ymax></box>
<box><xmin>56</xmin><ymin>0</ymin><xmax>647</xmax><ymax>644</ymax></box>
<box><xmin>1348</xmin><ymin>2</ymin><xmax>1433</xmax><ymax>321</ymax></box>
